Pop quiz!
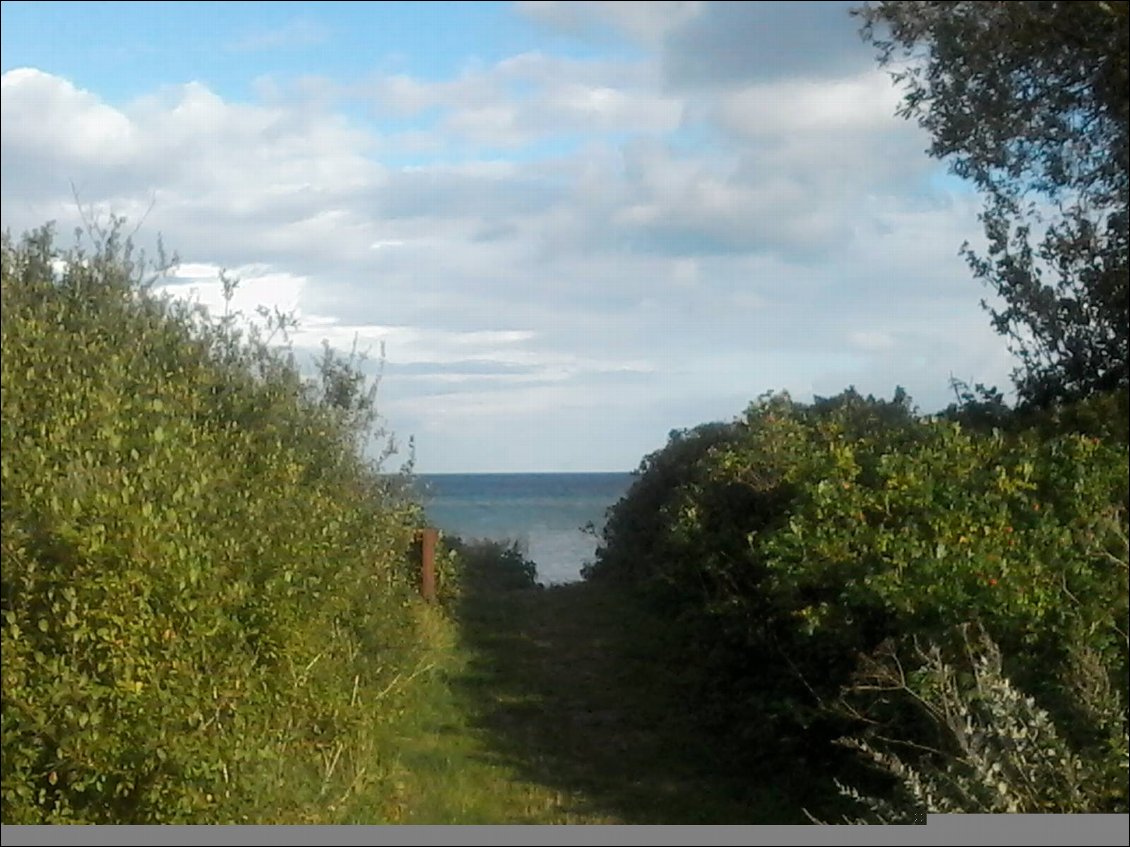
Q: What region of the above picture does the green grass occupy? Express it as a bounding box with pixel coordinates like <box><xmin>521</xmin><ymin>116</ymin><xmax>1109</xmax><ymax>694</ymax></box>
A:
<box><xmin>352</xmin><ymin>601</ymin><xmax>610</xmax><ymax>824</ymax></box>
<box><xmin>371</xmin><ymin>546</ymin><xmax>843</xmax><ymax>824</ymax></box>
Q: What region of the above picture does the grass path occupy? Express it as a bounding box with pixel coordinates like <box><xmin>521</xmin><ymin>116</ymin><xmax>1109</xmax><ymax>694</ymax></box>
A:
<box><xmin>386</xmin><ymin>562</ymin><xmax>833</xmax><ymax>824</ymax></box>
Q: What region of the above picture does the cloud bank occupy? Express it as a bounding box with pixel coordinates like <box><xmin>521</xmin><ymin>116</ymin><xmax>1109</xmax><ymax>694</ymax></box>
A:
<box><xmin>0</xmin><ymin>2</ymin><xmax>1014</xmax><ymax>471</ymax></box>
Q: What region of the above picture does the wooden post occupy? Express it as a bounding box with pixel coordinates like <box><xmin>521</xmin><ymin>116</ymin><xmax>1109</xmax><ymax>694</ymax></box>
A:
<box><xmin>419</xmin><ymin>527</ymin><xmax>438</xmax><ymax>602</ymax></box>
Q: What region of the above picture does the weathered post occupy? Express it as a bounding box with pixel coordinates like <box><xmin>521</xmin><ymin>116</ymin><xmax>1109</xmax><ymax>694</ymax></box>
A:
<box><xmin>419</xmin><ymin>527</ymin><xmax>438</xmax><ymax>602</ymax></box>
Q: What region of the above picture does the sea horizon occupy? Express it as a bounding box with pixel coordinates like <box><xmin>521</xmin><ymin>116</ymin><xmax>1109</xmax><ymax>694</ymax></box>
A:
<box><xmin>410</xmin><ymin>471</ymin><xmax>635</xmax><ymax>584</ymax></box>
<box><xmin>413</xmin><ymin>470</ymin><xmax>634</xmax><ymax>477</ymax></box>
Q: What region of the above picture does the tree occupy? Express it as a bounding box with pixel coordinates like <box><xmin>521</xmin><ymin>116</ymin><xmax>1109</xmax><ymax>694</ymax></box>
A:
<box><xmin>857</xmin><ymin>1</ymin><xmax>1129</xmax><ymax>408</ymax></box>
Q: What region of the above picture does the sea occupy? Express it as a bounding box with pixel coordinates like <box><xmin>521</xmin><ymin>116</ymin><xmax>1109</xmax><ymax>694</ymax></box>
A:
<box><xmin>412</xmin><ymin>473</ymin><xmax>635</xmax><ymax>585</ymax></box>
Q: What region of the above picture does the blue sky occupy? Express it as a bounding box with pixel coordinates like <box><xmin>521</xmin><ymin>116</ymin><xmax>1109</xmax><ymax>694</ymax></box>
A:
<box><xmin>1</xmin><ymin>2</ymin><xmax>602</xmax><ymax>96</ymax></box>
<box><xmin>1</xmin><ymin>1</ymin><xmax>1014</xmax><ymax>472</ymax></box>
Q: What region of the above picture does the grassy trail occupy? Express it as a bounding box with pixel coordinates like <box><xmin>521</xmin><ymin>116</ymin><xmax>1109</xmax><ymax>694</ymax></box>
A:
<box><xmin>387</xmin><ymin>570</ymin><xmax>827</xmax><ymax>824</ymax></box>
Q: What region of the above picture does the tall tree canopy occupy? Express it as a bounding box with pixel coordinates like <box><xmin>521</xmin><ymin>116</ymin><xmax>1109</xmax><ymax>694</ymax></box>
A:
<box><xmin>857</xmin><ymin>1</ymin><xmax>1129</xmax><ymax>407</ymax></box>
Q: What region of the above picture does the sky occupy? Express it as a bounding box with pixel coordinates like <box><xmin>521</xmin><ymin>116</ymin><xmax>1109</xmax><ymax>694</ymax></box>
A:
<box><xmin>0</xmin><ymin>1</ymin><xmax>1017</xmax><ymax>473</ymax></box>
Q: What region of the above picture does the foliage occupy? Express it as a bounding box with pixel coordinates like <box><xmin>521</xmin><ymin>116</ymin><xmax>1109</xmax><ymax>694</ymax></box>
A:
<box><xmin>0</xmin><ymin>221</ymin><xmax>437</xmax><ymax>822</ymax></box>
<box><xmin>857</xmin><ymin>1</ymin><xmax>1129</xmax><ymax>407</ymax></box>
<box><xmin>581</xmin><ymin>420</ymin><xmax>742</xmax><ymax>587</ymax></box>
<box><xmin>832</xmin><ymin>627</ymin><xmax>1128</xmax><ymax>820</ymax></box>
<box><xmin>449</xmin><ymin>537</ymin><xmax>541</xmax><ymax>594</ymax></box>
<box><xmin>1012</xmin><ymin>386</ymin><xmax>1130</xmax><ymax>446</ymax></box>
<box><xmin>591</xmin><ymin>388</ymin><xmax>1129</xmax><ymax>793</ymax></box>
<box><xmin>941</xmin><ymin>379</ymin><xmax>1130</xmax><ymax>445</ymax></box>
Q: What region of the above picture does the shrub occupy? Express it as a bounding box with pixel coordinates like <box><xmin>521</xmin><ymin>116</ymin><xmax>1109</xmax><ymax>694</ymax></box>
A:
<box><xmin>582</xmin><ymin>420</ymin><xmax>742</xmax><ymax>586</ymax></box>
<box><xmin>831</xmin><ymin>627</ymin><xmax>1128</xmax><ymax>819</ymax></box>
<box><xmin>593</xmin><ymin>388</ymin><xmax>1129</xmax><ymax>780</ymax></box>
<box><xmin>1</xmin><ymin>222</ymin><xmax>432</xmax><ymax>822</ymax></box>
<box><xmin>449</xmin><ymin>537</ymin><xmax>541</xmax><ymax>593</ymax></box>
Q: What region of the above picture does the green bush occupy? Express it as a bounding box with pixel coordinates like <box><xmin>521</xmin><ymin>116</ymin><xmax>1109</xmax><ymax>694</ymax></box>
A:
<box><xmin>941</xmin><ymin>379</ymin><xmax>1130</xmax><ymax>445</ymax></box>
<box><xmin>449</xmin><ymin>537</ymin><xmax>541</xmax><ymax>593</ymax></box>
<box><xmin>582</xmin><ymin>420</ymin><xmax>742</xmax><ymax>586</ymax></box>
<box><xmin>1</xmin><ymin>223</ymin><xmax>433</xmax><ymax>822</ymax></box>
<box><xmin>832</xmin><ymin>627</ymin><xmax>1128</xmax><ymax>819</ymax></box>
<box><xmin>592</xmin><ymin>388</ymin><xmax>1129</xmax><ymax>791</ymax></box>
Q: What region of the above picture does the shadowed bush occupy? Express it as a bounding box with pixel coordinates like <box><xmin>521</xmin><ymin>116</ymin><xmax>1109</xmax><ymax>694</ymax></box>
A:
<box><xmin>448</xmin><ymin>537</ymin><xmax>541</xmax><ymax>594</ymax></box>
<box><xmin>589</xmin><ymin>387</ymin><xmax>1129</xmax><ymax>807</ymax></box>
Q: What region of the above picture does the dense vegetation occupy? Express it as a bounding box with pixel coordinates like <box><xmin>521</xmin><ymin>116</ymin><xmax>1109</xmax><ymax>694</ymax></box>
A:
<box><xmin>3</xmin><ymin>0</ymin><xmax>1126</xmax><ymax>826</ymax></box>
<box><xmin>586</xmin><ymin>389</ymin><xmax>1128</xmax><ymax>813</ymax></box>
<box><xmin>0</xmin><ymin>223</ymin><xmax>441</xmax><ymax>823</ymax></box>
<box><xmin>584</xmin><ymin>2</ymin><xmax>1130</xmax><ymax>817</ymax></box>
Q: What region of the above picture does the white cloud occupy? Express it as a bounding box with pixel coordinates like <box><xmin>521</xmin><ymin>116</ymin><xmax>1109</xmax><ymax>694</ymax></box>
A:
<box><xmin>369</xmin><ymin>52</ymin><xmax>681</xmax><ymax>147</ymax></box>
<box><xmin>153</xmin><ymin>263</ymin><xmax>652</xmax><ymax>409</ymax></box>
<box><xmin>160</xmin><ymin>263</ymin><xmax>306</xmax><ymax>319</ymax></box>
<box><xmin>0</xmin><ymin>5</ymin><xmax>1015</xmax><ymax>474</ymax></box>
<box><xmin>718</xmin><ymin>71</ymin><xmax>904</xmax><ymax>139</ymax></box>
<box><xmin>516</xmin><ymin>1</ymin><xmax>705</xmax><ymax>45</ymax></box>
<box><xmin>848</xmin><ymin>331</ymin><xmax>896</xmax><ymax>352</ymax></box>
<box><xmin>1</xmin><ymin>68</ymin><xmax>136</xmax><ymax>164</ymax></box>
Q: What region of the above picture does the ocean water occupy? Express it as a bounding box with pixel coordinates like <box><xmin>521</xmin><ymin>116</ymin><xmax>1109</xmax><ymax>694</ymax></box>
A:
<box><xmin>413</xmin><ymin>473</ymin><xmax>634</xmax><ymax>585</ymax></box>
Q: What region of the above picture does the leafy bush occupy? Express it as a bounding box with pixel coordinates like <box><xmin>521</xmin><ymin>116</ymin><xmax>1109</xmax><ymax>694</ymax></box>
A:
<box><xmin>591</xmin><ymin>388</ymin><xmax>1129</xmax><ymax>785</ymax></box>
<box><xmin>1</xmin><ymin>222</ymin><xmax>434</xmax><ymax>822</ymax></box>
<box><xmin>831</xmin><ymin>627</ymin><xmax>1128</xmax><ymax>819</ymax></box>
<box><xmin>449</xmin><ymin>538</ymin><xmax>541</xmax><ymax>593</ymax></box>
<box><xmin>941</xmin><ymin>379</ymin><xmax>1130</xmax><ymax>445</ymax></box>
<box><xmin>582</xmin><ymin>420</ymin><xmax>742</xmax><ymax>586</ymax></box>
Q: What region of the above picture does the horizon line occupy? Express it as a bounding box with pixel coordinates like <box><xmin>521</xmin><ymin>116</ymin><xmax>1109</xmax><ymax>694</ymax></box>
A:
<box><xmin>407</xmin><ymin>469</ymin><xmax>634</xmax><ymax>476</ymax></box>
